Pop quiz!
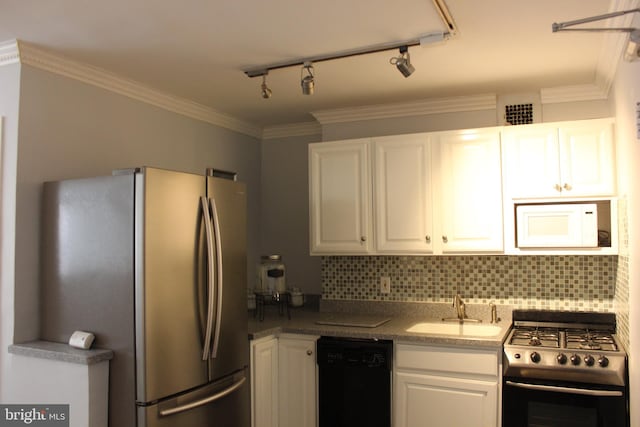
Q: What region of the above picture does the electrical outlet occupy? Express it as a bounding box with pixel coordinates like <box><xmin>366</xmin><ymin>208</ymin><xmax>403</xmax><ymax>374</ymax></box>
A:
<box><xmin>380</xmin><ymin>276</ymin><xmax>391</xmax><ymax>294</ymax></box>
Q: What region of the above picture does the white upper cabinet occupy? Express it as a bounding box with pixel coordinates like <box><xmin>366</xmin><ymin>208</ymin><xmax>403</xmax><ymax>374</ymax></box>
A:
<box><xmin>308</xmin><ymin>118</ymin><xmax>614</xmax><ymax>256</ymax></box>
<box><xmin>502</xmin><ymin>119</ymin><xmax>615</xmax><ymax>199</ymax></box>
<box><xmin>309</xmin><ymin>139</ymin><xmax>372</xmax><ymax>254</ymax></box>
<box><xmin>435</xmin><ymin>129</ymin><xmax>504</xmax><ymax>253</ymax></box>
<box><xmin>373</xmin><ymin>134</ymin><xmax>434</xmax><ymax>253</ymax></box>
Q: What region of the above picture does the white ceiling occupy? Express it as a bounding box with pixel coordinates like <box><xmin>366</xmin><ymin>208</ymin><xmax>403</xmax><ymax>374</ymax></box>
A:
<box><xmin>0</xmin><ymin>0</ymin><xmax>630</xmax><ymax>128</ymax></box>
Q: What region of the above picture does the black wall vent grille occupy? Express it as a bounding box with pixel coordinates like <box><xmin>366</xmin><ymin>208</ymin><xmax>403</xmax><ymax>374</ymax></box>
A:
<box><xmin>505</xmin><ymin>103</ymin><xmax>533</xmax><ymax>125</ymax></box>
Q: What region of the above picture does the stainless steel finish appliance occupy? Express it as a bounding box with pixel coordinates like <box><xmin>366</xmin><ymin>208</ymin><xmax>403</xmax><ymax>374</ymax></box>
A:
<box><xmin>40</xmin><ymin>167</ymin><xmax>249</xmax><ymax>427</ymax></box>
<box><xmin>503</xmin><ymin>310</ymin><xmax>628</xmax><ymax>427</ymax></box>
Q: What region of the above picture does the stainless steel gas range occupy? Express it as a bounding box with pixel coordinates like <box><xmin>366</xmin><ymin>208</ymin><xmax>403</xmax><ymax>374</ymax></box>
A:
<box><xmin>502</xmin><ymin>310</ymin><xmax>628</xmax><ymax>427</ymax></box>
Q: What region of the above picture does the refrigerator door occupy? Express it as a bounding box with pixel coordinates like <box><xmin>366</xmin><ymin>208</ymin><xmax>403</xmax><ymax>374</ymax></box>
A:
<box><xmin>205</xmin><ymin>176</ymin><xmax>250</xmax><ymax>381</ymax></box>
<box><xmin>137</xmin><ymin>369</ymin><xmax>250</xmax><ymax>427</ymax></box>
<box><xmin>135</xmin><ymin>168</ymin><xmax>209</xmax><ymax>403</ymax></box>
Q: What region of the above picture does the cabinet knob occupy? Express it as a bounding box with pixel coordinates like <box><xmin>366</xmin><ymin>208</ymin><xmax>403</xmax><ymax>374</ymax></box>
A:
<box><xmin>306</xmin><ymin>349</ymin><xmax>313</xmax><ymax>356</ymax></box>
<box><xmin>563</xmin><ymin>183</ymin><xmax>572</xmax><ymax>191</ymax></box>
<box><xmin>425</xmin><ymin>235</ymin><xmax>431</xmax><ymax>243</ymax></box>
<box><xmin>442</xmin><ymin>235</ymin><xmax>448</xmax><ymax>243</ymax></box>
<box><xmin>360</xmin><ymin>236</ymin><xmax>367</xmax><ymax>243</ymax></box>
<box><xmin>554</xmin><ymin>184</ymin><xmax>562</xmax><ymax>192</ymax></box>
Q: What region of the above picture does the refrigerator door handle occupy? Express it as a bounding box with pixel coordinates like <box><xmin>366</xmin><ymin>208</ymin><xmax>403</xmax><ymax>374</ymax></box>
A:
<box><xmin>209</xmin><ymin>197</ymin><xmax>224</xmax><ymax>359</ymax></box>
<box><xmin>158</xmin><ymin>376</ymin><xmax>246</xmax><ymax>417</ymax></box>
<box><xmin>200</xmin><ymin>196</ymin><xmax>216</xmax><ymax>361</ymax></box>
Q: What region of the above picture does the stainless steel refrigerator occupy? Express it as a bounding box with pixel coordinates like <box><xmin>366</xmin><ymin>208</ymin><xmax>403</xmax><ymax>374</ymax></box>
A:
<box><xmin>40</xmin><ymin>167</ymin><xmax>250</xmax><ymax>427</ymax></box>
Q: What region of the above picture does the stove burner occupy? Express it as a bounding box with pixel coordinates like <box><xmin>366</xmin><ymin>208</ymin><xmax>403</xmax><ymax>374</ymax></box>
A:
<box><xmin>565</xmin><ymin>329</ymin><xmax>618</xmax><ymax>352</ymax></box>
<box><xmin>509</xmin><ymin>327</ymin><xmax>560</xmax><ymax>348</ymax></box>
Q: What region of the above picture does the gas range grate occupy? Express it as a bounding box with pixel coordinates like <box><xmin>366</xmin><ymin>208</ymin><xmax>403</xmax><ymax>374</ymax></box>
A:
<box><xmin>565</xmin><ymin>329</ymin><xmax>618</xmax><ymax>352</ymax></box>
<box><xmin>509</xmin><ymin>327</ymin><xmax>560</xmax><ymax>348</ymax></box>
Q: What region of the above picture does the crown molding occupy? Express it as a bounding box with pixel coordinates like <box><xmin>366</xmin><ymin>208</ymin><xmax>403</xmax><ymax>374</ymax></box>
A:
<box><xmin>540</xmin><ymin>83</ymin><xmax>609</xmax><ymax>104</ymax></box>
<box><xmin>541</xmin><ymin>0</ymin><xmax>639</xmax><ymax>104</ymax></box>
<box><xmin>262</xmin><ymin>121</ymin><xmax>322</xmax><ymax>140</ymax></box>
<box><xmin>0</xmin><ymin>39</ymin><xmax>20</xmax><ymax>66</ymax></box>
<box><xmin>311</xmin><ymin>94</ymin><xmax>497</xmax><ymax>125</ymax></box>
<box><xmin>9</xmin><ymin>40</ymin><xmax>262</xmax><ymax>138</ymax></box>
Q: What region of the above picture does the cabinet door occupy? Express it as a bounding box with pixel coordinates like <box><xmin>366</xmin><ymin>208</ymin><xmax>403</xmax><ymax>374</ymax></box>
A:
<box><xmin>502</xmin><ymin>125</ymin><xmax>561</xmax><ymax>198</ymax></box>
<box><xmin>558</xmin><ymin>120</ymin><xmax>615</xmax><ymax>197</ymax></box>
<box><xmin>502</xmin><ymin>119</ymin><xmax>615</xmax><ymax>198</ymax></box>
<box><xmin>309</xmin><ymin>140</ymin><xmax>372</xmax><ymax>254</ymax></box>
<box><xmin>251</xmin><ymin>337</ymin><xmax>279</xmax><ymax>427</ymax></box>
<box><xmin>394</xmin><ymin>371</ymin><xmax>498</xmax><ymax>427</ymax></box>
<box><xmin>436</xmin><ymin>129</ymin><xmax>504</xmax><ymax>252</ymax></box>
<box><xmin>373</xmin><ymin>134</ymin><xmax>434</xmax><ymax>253</ymax></box>
<box><xmin>278</xmin><ymin>335</ymin><xmax>318</xmax><ymax>427</ymax></box>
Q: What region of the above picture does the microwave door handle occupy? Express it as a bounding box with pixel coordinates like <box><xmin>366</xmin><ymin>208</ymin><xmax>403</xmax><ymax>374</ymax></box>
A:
<box><xmin>505</xmin><ymin>381</ymin><xmax>623</xmax><ymax>397</ymax></box>
<box><xmin>209</xmin><ymin>197</ymin><xmax>224</xmax><ymax>359</ymax></box>
<box><xmin>200</xmin><ymin>196</ymin><xmax>216</xmax><ymax>361</ymax></box>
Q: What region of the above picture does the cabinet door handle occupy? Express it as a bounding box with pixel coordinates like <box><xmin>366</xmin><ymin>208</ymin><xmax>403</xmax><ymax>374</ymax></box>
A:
<box><xmin>442</xmin><ymin>235</ymin><xmax>448</xmax><ymax>243</ymax></box>
<box><xmin>360</xmin><ymin>236</ymin><xmax>367</xmax><ymax>243</ymax></box>
<box><xmin>306</xmin><ymin>349</ymin><xmax>313</xmax><ymax>356</ymax></box>
<box><xmin>554</xmin><ymin>184</ymin><xmax>562</xmax><ymax>192</ymax></box>
<box><xmin>425</xmin><ymin>235</ymin><xmax>431</xmax><ymax>243</ymax></box>
<box><xmin>563</xmin><ymin>183</ymin><xmax>572</xmax><ymax>191</ymax></box>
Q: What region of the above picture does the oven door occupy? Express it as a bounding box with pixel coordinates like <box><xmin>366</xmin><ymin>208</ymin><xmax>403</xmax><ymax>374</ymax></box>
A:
<box><xmin>502</xmin><ymin>377</ymin><xmax>628</xmax><ymax>427</ymax></box>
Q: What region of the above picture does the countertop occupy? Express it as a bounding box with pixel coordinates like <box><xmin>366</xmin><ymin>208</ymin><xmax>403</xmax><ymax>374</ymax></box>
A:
<box><xmin>9</xmin><ymin>340</ymin><xmax>114</xmax><ymax>365</ymax></box>
<box><xmin>249</xmin><ymin>301</ymin><xmax>513</xmax><ymax>349</ymax></box>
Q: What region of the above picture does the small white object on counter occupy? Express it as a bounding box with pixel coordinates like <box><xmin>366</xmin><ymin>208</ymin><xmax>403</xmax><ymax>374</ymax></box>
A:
<box><xmin>289</xmin><ymin>288</ymin><xmax>304</xmax><ymax>307</ymax></box>
<box><xmin>69</xmin><ymin>330</ymin><xmax>95</xmax><ymax>349</ymax></box>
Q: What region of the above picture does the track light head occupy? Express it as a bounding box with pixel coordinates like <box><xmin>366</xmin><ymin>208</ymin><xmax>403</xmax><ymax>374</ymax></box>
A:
<box><xmin>260</xmin><ymin>74</ymin><xmax>272</xmax><ymax>99</ymax></box>
<box><xmin>301</xmin><ymin>62</ymin><xmax>315</xmax><ymax>95</ymax></box>
<box><xmin>390</xmin><ymin>46</ymin><xmax>415</xmax><ymax>78</ymax></box>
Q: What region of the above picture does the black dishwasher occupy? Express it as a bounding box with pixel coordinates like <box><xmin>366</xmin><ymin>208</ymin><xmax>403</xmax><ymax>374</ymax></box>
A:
<box><xmin>316</xmin><ymin>336</ymin><xmax>393</xmax><ymax>427</ymax></box>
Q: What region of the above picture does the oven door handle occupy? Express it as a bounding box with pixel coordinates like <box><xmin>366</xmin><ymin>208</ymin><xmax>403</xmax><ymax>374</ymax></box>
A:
<box><xmin>505</xmin><ymin>381</ymin><xmax>623</xmax><ymax>397</ymax></box>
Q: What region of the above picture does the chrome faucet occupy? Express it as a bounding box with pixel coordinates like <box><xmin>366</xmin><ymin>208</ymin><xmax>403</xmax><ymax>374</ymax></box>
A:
<box><xmin>489</xmin><ymin>302</ymin><xmax>500</xmax><ymax>324</ymax></box>
<box><xmin>453</xmin><ymin>292</ymin><xmax>466</xmax><ymax>320</ymax></box>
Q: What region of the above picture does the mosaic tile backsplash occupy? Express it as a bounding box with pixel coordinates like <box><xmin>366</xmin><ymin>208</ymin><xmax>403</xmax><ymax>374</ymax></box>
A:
<box><xmin>321</xmin><ymin>255</ymin><xmax>618</xmax><ymax>312</ymax></box>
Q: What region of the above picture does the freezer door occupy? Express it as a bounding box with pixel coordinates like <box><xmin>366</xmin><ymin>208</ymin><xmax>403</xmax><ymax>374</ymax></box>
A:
<box><xmin>135</xmin><ymin>168</ymin><xmax>209</xmax><ymax>403</ymax></box>
<box><xmin>137</xmin><ymin>369</ymin><xmax>250</xmax><ymax>427</ymax></box>
<box><xmin>205</xmin><ymin>176</ymin><xmax>250</xmax><ymax>381</ymax></box>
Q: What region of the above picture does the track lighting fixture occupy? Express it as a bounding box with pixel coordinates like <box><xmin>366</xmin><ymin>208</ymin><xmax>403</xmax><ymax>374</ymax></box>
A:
<box><xmin>301</xmin><ymin>62</ymin><xmax>315</xmax><ymax>95</ymax></box>
<box><xmin>390</xmin><ymin>46</ymin><xmax>415</xmax><ymax>78</ymax></box>
<box><xmin>260</xmin><ymin>74</ymin><xmax>272</xmax><ymax>99</ymax></box>
<box><xmin>242</xmin><ymin>0</ymin><xmax>460</xmax><ymax>96</ymax></box>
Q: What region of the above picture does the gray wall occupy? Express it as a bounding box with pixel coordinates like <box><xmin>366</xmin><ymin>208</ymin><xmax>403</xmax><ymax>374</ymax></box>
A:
<box><xmin>260</xmin><ymin>134</ymin><xmax>322</xmax><ymax>294</ymax></box>
<box><xmin>0</xmin><ymin>61</ymin><xmax>21</xmax><ymax>400</ymax></box>
<box><xmin>12</xmin><ymin>64</ymin><xmax>261</xmax><ymax>346</ymax></box>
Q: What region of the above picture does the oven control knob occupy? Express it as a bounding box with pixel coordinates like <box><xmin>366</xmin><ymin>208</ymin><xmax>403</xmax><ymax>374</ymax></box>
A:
<box><xmin>570</xmin><ymin>354</ymin><xmax>581</xmax><ymax>365</ymax></box>
<box><xmin>530</xmin><ymin>352</ymin><xmax>541</xmax><ymax>363</ymax></box>
<box><xmin>584</xmin><ymin>355</ymin><xmax>595</xmax><ymax>367</ymax></box>
<box><xmin>556</xmin><ymin>353</ymin><xmax>567</xmax><ymax>365</ymax></box>
<box><xmin>598</xmin><ymin>356</ymin><xmax>609</xmax><ymax>367</ymax></box>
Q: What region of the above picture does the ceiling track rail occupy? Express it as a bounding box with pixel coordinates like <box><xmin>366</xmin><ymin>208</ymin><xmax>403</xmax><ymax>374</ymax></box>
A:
<box><xmin>243</xmin><ymin>0</ymin><xmax>458</xmax><ymax>78</ymax></box>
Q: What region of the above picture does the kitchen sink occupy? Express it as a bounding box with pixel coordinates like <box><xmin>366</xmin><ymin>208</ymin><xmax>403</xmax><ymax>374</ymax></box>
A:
<box><xmin>406</xmin><ymin>322</ymin><xmax>502</xmax><ymax>337</ymax></box>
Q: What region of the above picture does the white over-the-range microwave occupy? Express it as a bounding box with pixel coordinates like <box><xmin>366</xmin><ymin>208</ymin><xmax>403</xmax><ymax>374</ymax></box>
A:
<box><xmin>515</xmin><ymin>203</ymin><xmax>599</xmax><ymax>248</ymax></box>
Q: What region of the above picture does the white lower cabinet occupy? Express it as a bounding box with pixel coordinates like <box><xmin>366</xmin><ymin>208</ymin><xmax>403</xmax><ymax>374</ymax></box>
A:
<box><xmin>251</xmin><ymin>336</ymin><xmax>279</xmax><ymax>427</ymax></box>
<box><xmin>394</xmin><ymin>343</ymin><xmax>500</xmax><ymax>427</ymax></box>
<box><xmin>251</xmin><ymin>334</ymin><xmax>318</xmax><ymax>427</ymax></box>
<box><xmin>278</xmin><ymin>334</ymin><xmax>318</xmax><ymax>427</ymax></box>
